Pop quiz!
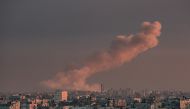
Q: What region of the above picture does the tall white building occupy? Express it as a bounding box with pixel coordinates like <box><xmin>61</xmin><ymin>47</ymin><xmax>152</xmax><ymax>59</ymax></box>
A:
<box><xmin>54</xmin><ymin>90</ymin><xmax>68</xmax><ymax>103</ymax></box>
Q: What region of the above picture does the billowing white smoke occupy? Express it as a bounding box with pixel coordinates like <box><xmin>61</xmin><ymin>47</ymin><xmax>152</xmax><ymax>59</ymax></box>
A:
<box><xmin>41</xmin><ymin>21</ymin><xmax>162</xmax><ymax>91</ymax></box>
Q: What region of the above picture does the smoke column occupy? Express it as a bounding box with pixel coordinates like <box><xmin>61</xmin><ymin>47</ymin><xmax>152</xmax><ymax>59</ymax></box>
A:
<box><xmin>41</xmin><ymin>21</ymin><xmax>162</xmax><ymax>91</ymax></box>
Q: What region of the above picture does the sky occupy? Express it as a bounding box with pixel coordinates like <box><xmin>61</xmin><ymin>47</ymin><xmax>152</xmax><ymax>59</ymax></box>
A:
<box><xmin>0</xmin><ymin>0</ymin><xmax>190</xmax><ymax>92</ymax></box>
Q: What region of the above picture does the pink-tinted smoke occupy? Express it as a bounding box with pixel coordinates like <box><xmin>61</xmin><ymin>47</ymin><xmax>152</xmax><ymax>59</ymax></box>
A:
<box><xmin>41</xmin><ymin>21</ymin><xmax>162</xmax><ymax>91</ymax></box>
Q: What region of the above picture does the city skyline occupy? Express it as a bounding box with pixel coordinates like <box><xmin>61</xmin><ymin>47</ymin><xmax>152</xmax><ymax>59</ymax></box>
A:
<box><xmin>1</xmin><ymin>0</ymin><xmax>190</xmax><ymax>92</ymax></box>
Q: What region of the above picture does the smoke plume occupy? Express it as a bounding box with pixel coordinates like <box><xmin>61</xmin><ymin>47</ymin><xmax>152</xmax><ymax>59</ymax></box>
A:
<box><xmin>41</xmin><ymin>21</ymin><xmax>162</xmax><ymax>91</ymax></box>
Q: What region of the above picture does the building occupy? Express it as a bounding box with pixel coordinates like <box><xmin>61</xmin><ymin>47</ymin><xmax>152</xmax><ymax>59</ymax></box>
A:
<box><xmin>0</xmin><ymin>101</ymin><xmax>20</xmax><ymax>109</ymax></box>
<box><xmin>115</xmin><ymin>99</ymin><xmax>126</xmax><ymax>108</ymax></box>
<box><xmin>21</xmin><ymin>101</ymin><xmax>37</xmax><ymax>109</ymax></box>
<box><xmin>134</xmin><ymin>97</ymin><xmax>142</xmax><ymax>103</ymax></box>
<box><xmin>180</xmin><ymin>98</ymin><xmax>190</xmax><ymax>109</ymax></box>
<box><xmin>54</xmin><ymin>90</ymin><xmax>68</xmax><ymax>103</ymax></box>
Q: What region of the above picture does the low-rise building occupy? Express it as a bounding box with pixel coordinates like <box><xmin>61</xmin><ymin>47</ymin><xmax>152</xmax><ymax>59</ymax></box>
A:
<box><xmin>180</xmin><ymin>98</ymin><xmax>190</xmax><ymax>109</ymax></box>
<box><xmin>54</xmin><ymin>90</ymin><xmax>68</xmax><ymax>103</ymax></box>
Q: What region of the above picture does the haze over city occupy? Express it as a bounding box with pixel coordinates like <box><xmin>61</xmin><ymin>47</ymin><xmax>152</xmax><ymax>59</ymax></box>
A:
<box><xmin>1</xmin><ymin>0</ymin><xmax>190</xmax><ymax>93</ymax></box>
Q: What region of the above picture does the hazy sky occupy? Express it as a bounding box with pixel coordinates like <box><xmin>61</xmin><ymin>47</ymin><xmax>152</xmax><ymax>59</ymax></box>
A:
<box><xmin>0</xmin><ymin>0</ymin><xmax>190</xmax><ymax>92</ymax></box>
